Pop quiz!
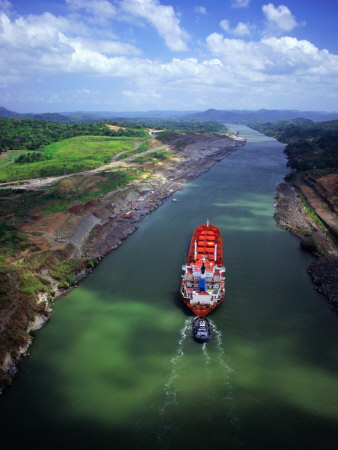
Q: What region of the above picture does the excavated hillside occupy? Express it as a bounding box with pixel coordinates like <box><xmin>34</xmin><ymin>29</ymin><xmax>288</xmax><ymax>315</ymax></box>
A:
<box><xmin>0</xmin><ymin>131</ymin><xmax>245</xmax><ymax>393</ymax></box>
<box><xmin>275</xmin><ymin>172</ymin><xmax>338</xmax><ymax>309</ymax></box>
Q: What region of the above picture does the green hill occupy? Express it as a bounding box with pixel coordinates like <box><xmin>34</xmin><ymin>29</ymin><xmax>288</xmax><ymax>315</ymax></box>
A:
<box><xmin>0</xmin><ymin>135</ymin><xmax>140</xmax><ymax>182</ymax></box>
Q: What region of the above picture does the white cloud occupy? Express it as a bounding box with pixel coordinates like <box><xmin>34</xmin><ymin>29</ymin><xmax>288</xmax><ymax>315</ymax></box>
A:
<box><xmin>71</xmin><ymin>37</ymin><xmax>141</xmax><ymax>56</ymax></box>
<box><xmin>220</xmin><ymin>20</ymin><xmax>250</xmax><ymax>36</ymax></box>
<box><xmin>234</xmin><ymin>22</ymin><xmax>250</xmax><ymax>36</ymax></box>
<box><xmin>122</xmin><ymin>89</ymin><xmax>161</xmax><ymax>101</ymax></box>
<box><xmin>1</xmin><ymin>5</ymin><xmax>338</xmax><ymax>111</ymax></box>
<box><xmin>66</xmin><ymin>0</ymin><xmax>117</xmax><ymax>18</ymax></box>
<box><xmin>220</xmin><ymin>20</ymin><xmax>230</xmax><ymax>32</ymax></box>
<box><xmin>0</xmin><ymin>0</ymin><xmax>11</xmax><ymax>14</ymax></box>
<box><xmin>262</xmin><ymin>3</ymin><xmax>299</xmax><ymax>32</ymax></box>
<box><xmin>194</xmin><ymin>6</ymin><xmax>207</xmax><ymax>15</ymax></box>
<box><xmin>119</xmin><ymin>0</ymin><xmax>189</xmax><ymax>51</ymax></box>
<box><xmin>232</xmin><ymin>0</ymin><xmax>250</xmax><ymax>8</ymax></box>
<box><xmin>0</xmin><ymin>11</ymin><xmax>140</xmax><ymax>61</ymax></box>
<box><xmin>1</xmin><ymin>9</ymin><xmax>337</xmax><ymax>92</ymax></box>
<box><xmin>206</xmin><ymin>32</ymin><xmax>338</xmax><ymax>79</ymax></box>
<box><xmin>77</xmin><ymin>88</ymin><xmax>99</xmax><ymax>95</ymax></box>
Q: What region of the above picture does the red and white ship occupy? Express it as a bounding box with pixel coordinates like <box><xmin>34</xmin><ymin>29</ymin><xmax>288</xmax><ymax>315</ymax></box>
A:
<box><xmin>180</xmin><ymin>221</ymin><xmax>226</xmax><ymax>317</ymax></box>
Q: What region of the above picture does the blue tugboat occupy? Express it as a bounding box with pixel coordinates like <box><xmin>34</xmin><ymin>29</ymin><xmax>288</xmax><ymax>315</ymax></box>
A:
<box><xmin>192</xmin><ymin>317</ymin><xmax>211</xmax><ymax>342</ymax></box>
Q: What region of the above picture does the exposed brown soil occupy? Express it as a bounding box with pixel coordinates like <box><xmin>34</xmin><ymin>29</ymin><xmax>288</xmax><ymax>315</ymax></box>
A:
<box><xmin>275</xmin><ymin>173</ymin><xmax>338</xmax><ymax>309</ymax></box>
<box><xmin>0</xmin><ymin>132</ymin><xmax>245</xmax><ymax>393</ymax></box>
<box><xmin>105</xmin><ymin>124</ymin><xmax>126</xmax><ymax>132</ymax></box>
<box><xmin>297</xmin><ymin>173</ymin><xmax>338</xmax><ymax>239</ymax></box>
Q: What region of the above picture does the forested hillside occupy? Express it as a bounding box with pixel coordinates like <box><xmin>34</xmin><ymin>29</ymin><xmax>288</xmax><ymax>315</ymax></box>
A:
<box><xmin>187</xmin><ymin>109</ymin><xmax>338</xmax><ymax>123</ymax></box>
<box><xmin>249</xmin><ymin>120</ymin><xmax>338</xmax><ymax>176</ymax></box>
<box><xmin>0</xmin><ymin>120</ymin><xmax>147</xmax><ymax>152</ymax></box>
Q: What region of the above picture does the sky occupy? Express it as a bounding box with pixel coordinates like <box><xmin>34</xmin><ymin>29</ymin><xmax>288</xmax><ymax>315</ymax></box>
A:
<box><xmin>0</xmin><ymin>0</ymin><xmax>338</xmax><ymax>113</ymax></box>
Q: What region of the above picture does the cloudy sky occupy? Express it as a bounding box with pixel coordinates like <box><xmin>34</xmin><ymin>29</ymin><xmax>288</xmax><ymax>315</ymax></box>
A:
<box><xmin>1</xmin><ymin>0</ymin><xmax>338</xmax><ymax>112</ymax></box>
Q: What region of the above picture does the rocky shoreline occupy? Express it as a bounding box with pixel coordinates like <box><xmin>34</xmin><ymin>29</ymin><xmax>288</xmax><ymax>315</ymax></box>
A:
<box><xmin>0</xmin><ymin>133</ymin><xmax>246</xmax><ymax>393</ymax></box>
<box><xmin>274</xmin><ymin>180</ymin><xmax>338</xmax><ymax>311</ymax></box>
<box><xmin>85</xmin><ymin>137</ymin><xmax>245</xmax><ymax>259</ymax></box>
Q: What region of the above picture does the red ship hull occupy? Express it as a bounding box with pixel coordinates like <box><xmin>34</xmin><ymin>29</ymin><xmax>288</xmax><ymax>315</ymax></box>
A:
<box><xmin>180</xmin><ymin>223</ymin><xmax>226</xmax><ymax>317</ymax></box>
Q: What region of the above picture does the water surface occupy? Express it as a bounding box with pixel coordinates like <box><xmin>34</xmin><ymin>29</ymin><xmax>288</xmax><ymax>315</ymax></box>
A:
<box><xmin>1</xmin><ymin>125</ymin><xmax>338</xmax><ymax>450</ymax></box>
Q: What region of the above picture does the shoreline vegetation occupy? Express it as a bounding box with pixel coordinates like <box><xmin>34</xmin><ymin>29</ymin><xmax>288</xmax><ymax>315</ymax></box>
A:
<box><xmin>0</xmin><ymin>118</ymin><xmax>245</xmax><ymax>394</ymax></box>
<box><xmin>249</xmin><ymin>120</ymin><xmax>338</xmax><ymax>311</ymax></box>
<box><xmin>1</xmin><ymin>115</ymin><xmax>336</xmax><ymax>395</ymax></box>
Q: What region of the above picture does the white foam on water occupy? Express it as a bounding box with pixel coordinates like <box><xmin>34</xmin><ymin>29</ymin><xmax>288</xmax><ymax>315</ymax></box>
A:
<box><xmin>202</xmin><ymin>342</ymin><xmax>210</xmax><ymax>365</ymax></box>
<box><xmin>210</xmin><ymin>319</ymin><xmax>232</xmax><ymax>372</ymax></box>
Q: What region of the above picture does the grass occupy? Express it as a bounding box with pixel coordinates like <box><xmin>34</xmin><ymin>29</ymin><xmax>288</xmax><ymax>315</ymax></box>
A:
<box><xmin>0</xmin><ymin>150</ymin><xmax>25</xmax><ymax>167</ymax></box>
<box><xmin>0</xmin><ymin>136</ymin><xmax>142</xmax><ymax>182</ymax></box>
<box><xmin>132</xmin><ymin>150</ymin><xmax>172</xmax><ymax>163</ymax></box>
<box><xmin>115</xmin><ymin>141</ymin><xmax>152</xmax><ymax>160</ymax></box>
<box><xmin>300</xmin><ymin>194</ymin><xmax>326</xmax><ymax>228</ymax></box>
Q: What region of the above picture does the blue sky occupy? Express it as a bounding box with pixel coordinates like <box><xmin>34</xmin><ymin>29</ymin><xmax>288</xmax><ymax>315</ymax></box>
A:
<box><xmin>0</xmin><ymin>0</ymin><xmax>337</xmax><ymax>112</ymax></box>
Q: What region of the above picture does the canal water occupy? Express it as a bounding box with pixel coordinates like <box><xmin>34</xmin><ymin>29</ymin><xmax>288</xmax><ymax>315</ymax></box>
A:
<box><xmin>1</xmin><ymin>126</ymin><xmax>338</xmax><ymax>450</ymax></box>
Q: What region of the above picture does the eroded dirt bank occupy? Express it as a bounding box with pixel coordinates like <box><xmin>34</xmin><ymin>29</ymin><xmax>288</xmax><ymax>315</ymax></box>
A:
<box><xmin>0</xmin><ymin>133</ymin><xmax>245</xmax><ymax>393</ymax></box>
<box><xmin>275</xmin><ymin>173</ymin><xmax>338</xmax><ymax>310</ymax></box>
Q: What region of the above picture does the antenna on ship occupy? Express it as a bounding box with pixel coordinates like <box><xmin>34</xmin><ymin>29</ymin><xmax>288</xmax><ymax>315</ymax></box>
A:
<box><xmin>207</xmin><ymin>218</ymin><xmax>209</xmax><ymax>227</ymax></box>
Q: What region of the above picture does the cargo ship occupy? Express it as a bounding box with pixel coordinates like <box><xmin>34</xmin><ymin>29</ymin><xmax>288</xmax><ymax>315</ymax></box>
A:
<box><xmin>180</xmin><ymin>221</ymin><xmax>226</xmax><ymax>317</ymax></box>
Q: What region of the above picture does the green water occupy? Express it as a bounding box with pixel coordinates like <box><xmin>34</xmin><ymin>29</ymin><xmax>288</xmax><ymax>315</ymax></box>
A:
<box><xmin>1</xmin><ymin>126</ymin><xmax>338</xmax><ymax>450</ymax></box>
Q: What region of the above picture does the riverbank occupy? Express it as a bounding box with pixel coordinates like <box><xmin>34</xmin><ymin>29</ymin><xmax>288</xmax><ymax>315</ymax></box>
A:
<box><xmin>274</xmin><ymin>175</ymin><xmax>338</xmax><ymax>310</ymax></box>
<box><xmin>0</xmin><ymin>132</ymin><xmax>245</xmax><ymax>393</ymax></box>
<box><xmin>246</xmin><ymin>120</ymin><xmax>338</xmax><ymax>310</ymax></box>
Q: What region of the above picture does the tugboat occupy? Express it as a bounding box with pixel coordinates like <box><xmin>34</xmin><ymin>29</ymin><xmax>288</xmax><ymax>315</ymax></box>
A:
<box><xmin>192</xmin><ymin>317</ymin><xmax>211</xmax><ymax>342</ymax></box>
<box><xmin>180</xmin><ymin>221</ymin><xmax>226</xmax><ymax>317</ymax></box>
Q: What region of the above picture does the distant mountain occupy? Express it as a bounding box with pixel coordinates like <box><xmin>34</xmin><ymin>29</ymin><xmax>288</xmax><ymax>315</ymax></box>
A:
<box><xmin>0</xmin><ymin>106</ymin><xmax>71</xmax><ymax>122</ymax></box>
<box><xmin>63</xmin><ymin>110</ymin><xmax>198</xmax><ymax>121</ymax></box>
<box><xmin>185</xmin><ymin>109</ymin><xmax>338</xmax><ymax>123</ymax></box>
<box><xmin>0</xmin><ymin>106</ymin><xmax>19</xmax><ymax>118</ymax></box>
<box><xmin>2</xmin><ymin>106</ymin><xmax>338</xmax><ymax>124</ymax></box>
<box><xmin>1</xmin><ymin>106</ymin><xmax>196</xmax><ymax>123</ymax></box>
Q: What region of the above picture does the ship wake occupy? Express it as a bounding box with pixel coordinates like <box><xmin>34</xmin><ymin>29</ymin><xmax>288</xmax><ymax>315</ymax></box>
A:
<box><xmin>209</xmin><ymin>319</ymin><xmax>239</xmax><ymax>431</ymax></box>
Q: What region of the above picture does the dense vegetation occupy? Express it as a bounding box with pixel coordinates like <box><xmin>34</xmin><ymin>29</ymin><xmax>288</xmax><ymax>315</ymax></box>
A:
<box><xmin>0</xmin><ymin>119</ymin><xmax>147</xmax><ymax>153</ymax></box>
<box><xmin>128</xmin><ymin>118</ymin><xmax>229</xmax><ymax>134</ymax></box>
<box><xmin>249</xmin><ymin>119</ymin><xmax>338</xmax><ymax>176</ymax></box>
<box><xmin>15</xmin><ymin>152</ymin><xmax>49</xmax><ymax>164</ymax></box>
<box><xmin>0</xmin><ymin>118</ymin><xmax>227</xmax><ymax>154</ymax></box>
<box><xmin>0</xmin><ymin>118</ymin><xmax>231</xmax><ymax>182</ymax></box>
